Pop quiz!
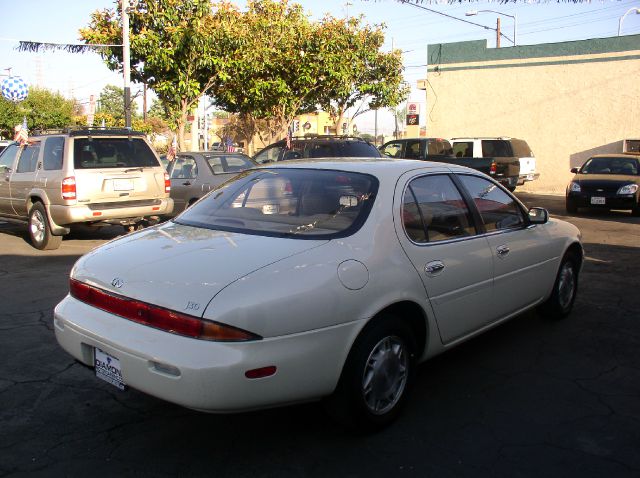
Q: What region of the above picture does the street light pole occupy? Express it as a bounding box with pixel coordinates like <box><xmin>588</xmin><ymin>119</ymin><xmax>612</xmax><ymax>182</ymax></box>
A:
<box><xmin>466</xmin><ymin>10</ymin><xmax>517</xmax><ymax>47</ymax></box>
<box><xmin>618</xmin><ymin>7</ymin><xmax>640</xmax><ymax>36</ymax></box>
<box><xmin>122</xmin><ymin>0</ymin><xmax>132</xmax><ymax>129</ymax></box>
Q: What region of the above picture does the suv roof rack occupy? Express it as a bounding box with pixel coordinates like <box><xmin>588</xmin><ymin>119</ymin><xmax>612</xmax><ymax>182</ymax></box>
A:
<box><xmin>290</xmin><ymin>134</ymin><xmax>369</xmax><ymax>142</ymax></box>
<box><xmin>30</xmin><ymin>127</ymin><xmax>145</xmax><ymax>137</ymax></box>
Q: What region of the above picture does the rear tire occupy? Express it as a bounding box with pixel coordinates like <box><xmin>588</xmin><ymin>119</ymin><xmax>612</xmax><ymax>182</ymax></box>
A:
<box><xmin>539</xmin><ymin>252</ymin><xmax>579</xmax><ymax>319</ymax></box>
<box><xmin>325</xmin><ymin>315</ymin><xmax>415</xmax><ymax>432</ymax></box>
<box><xmin>28</xmin><ymin>202</ymin><xmax>62</xmax><ymax>250</ymax></box>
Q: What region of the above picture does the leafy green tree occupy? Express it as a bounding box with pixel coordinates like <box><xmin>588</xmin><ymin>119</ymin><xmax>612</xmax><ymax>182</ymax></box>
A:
<box><xmin>97</xmin><ymin>84</ymin><xmax>139</xmax><ymax>121</ymax></box>
<box><xmin>315</xmin><ymin>15</ymin><xmax>409</xmax><ymax>133</ymax></box>
<box><xmin>80</xmin><ymin>0</ymin><xmax>227</xmax><ymax>150</ymax></box>
<box><xmin>0</xmin><ymin>87</ymin><xmax>75</xmax><ymax>137</ymax></box>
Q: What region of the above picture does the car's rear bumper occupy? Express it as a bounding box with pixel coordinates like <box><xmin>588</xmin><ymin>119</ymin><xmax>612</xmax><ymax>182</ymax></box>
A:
<box><xmin>49</xmin><ymin>198</ymin><xmax>174</xmax><ymax>226</ymax></box>
<box><xmin>517</xmin><ymin>172</ymin><xmax>540</xmax><ymax>184</ymax></box>
<box><xmin>54</xmin><ymin>295</ymin><xmax>359</xmax><ymax>412</ymax></box>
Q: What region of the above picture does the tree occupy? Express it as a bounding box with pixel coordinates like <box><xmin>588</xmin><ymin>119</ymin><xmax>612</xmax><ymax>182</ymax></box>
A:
<box><xmin>0</xmin><ymin>87</ymin><xmax>75</xmax><ymax>137</ymax></box>
<box><xmin>97</xmin><ymin>84</ymin><xmax>138</xmax><ymax>121</ymax></box>
<box><xmin>80</xmin><ymin>0</ymin><xmax>227</xmax><ymax>150</ymax></box>
<box><xmin>315</xmin><ymin>15</ymin><xmax>409</xmax><ymax>134</ymax></box>
<box><xmin>211</xmin><ymin>0</ymin><xmax>327</xmax><ymax>143</ymax></box>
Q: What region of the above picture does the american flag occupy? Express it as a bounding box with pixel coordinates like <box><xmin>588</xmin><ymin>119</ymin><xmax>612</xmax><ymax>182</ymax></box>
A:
<box><xmin>224</xmin><ymin>137</ymin><xmax>235</xmax><ymax>152</ymax></box>
<box><xmin>286</xmin><ymin>125</ymin><xmax>293</xmax><ymax>150</ymax></box>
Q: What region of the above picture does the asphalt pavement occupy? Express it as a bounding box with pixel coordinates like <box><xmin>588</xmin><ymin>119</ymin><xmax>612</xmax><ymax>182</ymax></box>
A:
<box><xmin>1</xmin><ymin>193</ymin><xmax>639</xmax><ymax>477</ymax></box>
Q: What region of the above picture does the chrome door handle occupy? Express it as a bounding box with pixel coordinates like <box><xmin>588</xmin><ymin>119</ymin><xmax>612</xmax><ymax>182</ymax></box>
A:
<box><xmin>496</xmin><ymin>245</ymin><xmax>510</xmax><ymax>257</ymax></box>
<box><xmin>425</xmin><ymin>261</ymin><xmax>445</xmax><ymax>275</ymax></box>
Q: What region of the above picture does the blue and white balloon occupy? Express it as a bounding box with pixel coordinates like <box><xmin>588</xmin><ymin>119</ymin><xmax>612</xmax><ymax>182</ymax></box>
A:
<box><xmin>1</xmin><ymin>76</ymin><xmax>29</xmax><ymax>103</ymax></box>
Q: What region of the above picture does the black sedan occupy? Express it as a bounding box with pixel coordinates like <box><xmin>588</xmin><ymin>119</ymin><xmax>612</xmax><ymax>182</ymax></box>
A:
<box><xmin>166</xmin><ymin>151</ymin><xmax>256</xmax><ymax>216</ymax></box>
<box><xmin>566</xmin><ymin>154</ymin><xmax>640</xmax><ymax>216</ymax></box>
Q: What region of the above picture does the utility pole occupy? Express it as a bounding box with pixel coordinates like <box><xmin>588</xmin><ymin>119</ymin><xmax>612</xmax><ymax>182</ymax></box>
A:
<box><xmin>122</xmin><ymin>0</ymin><xmax>132</xmax><ymax>128</ymax></box>
<box><xmin>142</xmin><ymin>83</ymin><xmax>147</xmax><ymax>121</ymax></box>
<box><xmin>496</xmin><ymin>17</ymin><xmax>501</xmax><ymax>48</ymax></box>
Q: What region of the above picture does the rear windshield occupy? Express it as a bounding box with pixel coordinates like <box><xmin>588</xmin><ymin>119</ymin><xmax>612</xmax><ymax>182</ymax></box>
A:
<box><xmin>510</xmin><ymin>139</ymin><xmax>533</xmax><ymax>158</ymax></box>
<box><xmin>74</xmin><ymin>137</ymin><xmax>160</xmax><ymax>169</ymax></box>
<box><xmin>581</xmin><ymin>157</ymin><xmax>639</xmax><ymax>175</ymax></box>
<box><xmin>175</xmin><ymin>168</ymin><xmax>378</xmax><ymax>239</ymax></box>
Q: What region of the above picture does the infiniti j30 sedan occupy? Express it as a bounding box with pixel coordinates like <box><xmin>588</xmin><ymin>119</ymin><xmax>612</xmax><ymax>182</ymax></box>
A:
<box><xmin>54</xmin><ymin>159</ymin><xmax>583</xmax><ymax>430</ymax></box>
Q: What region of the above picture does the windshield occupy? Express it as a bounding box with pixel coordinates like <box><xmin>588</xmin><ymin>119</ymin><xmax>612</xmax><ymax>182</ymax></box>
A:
<box><xmin>581</xmin><ymin>157</ymin><xmax>639</xmax><ymax>175</ymax></box>
<box><xmin>74</xmin><ymin>137</ymin><xmax>160</xmax><ymax>169</ymax></box>
<box><xmin>175</xmin><ymin>168</ymin><xmax>378</xmax><ymax>239</ymax></box>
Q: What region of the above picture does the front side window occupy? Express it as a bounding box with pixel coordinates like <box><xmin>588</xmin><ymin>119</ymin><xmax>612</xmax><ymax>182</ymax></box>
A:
<box><xmin>254</xmin><ymin>144</ymin><xmax>285</xmax><ymax>164</ymax></box>
<box><xmin>43</xmin><ymin>137</ymin><xmax>65</xmax><ymax>170</ymax></box>
<box><xmin>405</xmin><ymin>140</ymin><xmax>422</xmax><ymax>160</ymax></box>
<box><xmin>452</xmin><ymin>142</ymin><xmax>473</xmax><ymax>158</ymax></box>
<box><xmin>16</xmin><ymin>143</ymin><xmax>41</xmax><ymax>173</ymax></box>
<box><xmin>458</xmin><ymin>175</ymin><xmax>524</xmax><ymax>232</ymax></box>
<box><xmin>0</xmin><ymin>143</ymin><xmax>19</xmax><ymax>169</ymax></box>
<box><xmin>402</xmin><ymin>175</ymin><xmax>475</xmax><ymax>243</ymax></box>
<box><xmin>170</xmin><ymin>156</ymin><xmax>198</xmax><ymax>179</ymax></box>
<box><xmin>74</xmin><ymin>138</ymin><xmax>159</xmax><ymax>169</ymax></box>
<box><xmin>176</xmin><ymin>168</ymin><xmax>378</xmax><ymax>239</ymax></box>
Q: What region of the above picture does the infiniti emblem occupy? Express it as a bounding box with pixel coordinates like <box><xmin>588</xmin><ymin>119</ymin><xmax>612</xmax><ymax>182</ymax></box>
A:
<box><xmin>111</xmin><ymin>278</ymin><xmax>124</xmax><ymax>288</ymax></box>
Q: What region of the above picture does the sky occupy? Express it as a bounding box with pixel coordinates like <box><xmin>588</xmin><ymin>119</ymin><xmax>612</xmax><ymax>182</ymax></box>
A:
<box><xmin>1</xmin><ymin>0</ymin><xmax>640</xmax><ymax>136</ymax></box>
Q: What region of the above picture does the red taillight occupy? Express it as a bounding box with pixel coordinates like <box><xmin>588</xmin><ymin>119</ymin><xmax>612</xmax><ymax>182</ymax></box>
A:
<box><xmin>164</xmin><ymin>172</ymin><xmax>171</xmax><ymax>193</ymax></box>
<box><xmin>69</xmin><ymin>279</ymin><xmax>261</xmax><ymax>342</ymax></box>
<box><xmin>489</xmin><ymin>161</ymin><xmax>497</xmax><ymax>175</ymax></box>
<box><xmin>62</xmin><ymin>176</ymin><xmax>76</xmax><ymax>200</ymax></box>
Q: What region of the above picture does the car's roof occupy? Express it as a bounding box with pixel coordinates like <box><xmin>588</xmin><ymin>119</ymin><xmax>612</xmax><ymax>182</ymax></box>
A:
<box><xmin>450</xmin><ymin>136</ymin><xmax>516</xmax><ymax>140</ymax></box>
<box><xmin>590</xmin><ymin>153</ymin><xmax>640</xmax><ymax>160</ymax></box>
<box><xmin>252</xmin><ymin>157</ymin><xmax>477</xmax><ymax>176</ymax></box>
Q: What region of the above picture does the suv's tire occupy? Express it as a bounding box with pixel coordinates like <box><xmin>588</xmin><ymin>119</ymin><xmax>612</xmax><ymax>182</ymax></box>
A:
<box><xmin>565</xmin><ymin>198</ymin><xmax>578</xmax><ymax>214</ymax></box>
<box><xmin>538</xmin><ymin>251</ymin><xmax>580</xmax><ymax>319</ymax></box>
<box><xmin>325</xmin><ymin>316</ymin><xmax>415</xmax><ymax>432</ymax></box>
<box><xmin>28</xmin><ymin>202</ymin><xmax>62</xmax><ymax>250</ymax></box>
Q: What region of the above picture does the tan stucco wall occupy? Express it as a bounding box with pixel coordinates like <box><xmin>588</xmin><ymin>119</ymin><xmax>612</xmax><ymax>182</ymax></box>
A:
<box><xmin>425</xmin><ymin>47</ymin><xmax>640</xmax><ymax>194</ymax></box>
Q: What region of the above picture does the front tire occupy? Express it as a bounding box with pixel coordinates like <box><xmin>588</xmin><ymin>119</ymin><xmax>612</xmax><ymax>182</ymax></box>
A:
<box><xmin>28</xmin><ymin>202</ymin><xmax>62</xmax><ymax>250</ymax></box>
<box><xmin>539</xmin><ymin>252</ymin><xmax>579</xmax><ymax>319</ymax></box>
<box><xmin>565</xmin><ymin>198</ymin><xmax>578</xmax><ymax>214</ymax></box>
<box><xmin>325</xmin><ymin>316</ymin><xmax>415</xmax><ymax>432</ymax></box>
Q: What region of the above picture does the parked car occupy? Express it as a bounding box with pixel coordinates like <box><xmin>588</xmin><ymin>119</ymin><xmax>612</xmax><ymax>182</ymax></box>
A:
<box><xmin>566</xmin><ymin>153</ymin><xmax>640</xmax><ymax>215</ymax></box>
<box><xmin>253</xmin><ymin>135</ymin><xmax>381</xmax><ymax>163</ymax></box>
<box><xmin>166</xmin><ymin>151</ymin><xmax>256</xmax><ymax>216</ymax></box>
<box><xmin>54</xmin><ymin>159</ymin><xmax>582</xmax><ymax>430</ymax></box>
<box><xmin>450</xmin><ymin>137</ymin><xmax>538</xmax><ymax>189</ymax></box>
<box><xmin>382</xmin><ymin>137</ymin><xmax>520</xmax><ymax>191</ymax></box>
<box><xmin>0</xmin><ymin>128</ymin><xmax>173</xmax><ymax>250</ymax></box>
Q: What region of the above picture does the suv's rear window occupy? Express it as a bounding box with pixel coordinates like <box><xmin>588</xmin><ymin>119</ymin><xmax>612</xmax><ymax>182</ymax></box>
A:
<box><xmin>176</xmin><ymin>168</ymin><xmax>378</xmax><ymax>239</ymax></box>
<box><xmin>74</xmin><ymin>138</ymin><xmax>160</xmax><ymax>169</ymax></box>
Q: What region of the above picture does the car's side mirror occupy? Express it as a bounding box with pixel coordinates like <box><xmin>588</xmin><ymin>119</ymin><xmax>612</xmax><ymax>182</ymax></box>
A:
<box><xmin>570</xmin><ymin>167</ymin><xmax>579</xmax><ymax>173</ymax></box>
<box><xmin>528</xmin><ymin>207</ymin><xmax>548</xmax><ymax>224</ymax></box>
<box><xmin>0</xmin><ymin>165</ymin><xmax>11</xmax><ymax>174</ymax></box>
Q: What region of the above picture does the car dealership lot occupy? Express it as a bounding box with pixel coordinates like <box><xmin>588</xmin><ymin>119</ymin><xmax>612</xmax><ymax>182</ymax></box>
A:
<box><xmin>1</xmin><ymin>193</ymin><xmax>639</xmax><ymax>477</ymax></box>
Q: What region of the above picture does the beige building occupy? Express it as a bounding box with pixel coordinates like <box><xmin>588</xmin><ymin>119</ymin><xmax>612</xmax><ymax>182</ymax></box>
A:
<box><xmin>423</xmin><ymin>35</ymin><xmax>640</xmax><ymax>193</ymax></box>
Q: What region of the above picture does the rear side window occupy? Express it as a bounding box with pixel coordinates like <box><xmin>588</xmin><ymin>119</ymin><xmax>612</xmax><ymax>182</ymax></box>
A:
<box><xmin>43</xmin><ymin>137</ymin><xmax>65</xmax><ymax>170</ymax></box>
<box><xmin>74</xmin><ymin>138</ymin><xmax>159</xmax><ymax>169</ymax></box>
<box><xmin>16</xmin><ymin>143</ymin><xmax>41</xmax><ymax>173</ymax></box>
<box><xmin>206</xmin><ymin>154</ymin><xmax>253</xmax><ymax>174</ymax></box>
<box><xmin>458</xmin><ymin>175</ymin><xmax>524</xmax><ymax>231</ymax></box>
<box><xmin>402</xmin><ymin>175</ymin><xmax>475</xmax><ymax>243</ymax></box>
<box><xmin>404</xmin><ymin>140</ymin><xmax>422</xmax><ymax>159</ymax></box>
<box><xmin>481</xmin><ymin>140</ymin><xmax>512</xmax><ymax>158</ymax></box>
<box><xmin>510</xmin><ymin>139</ymin><xmax>533</xmax><ymax>157</ymax></box>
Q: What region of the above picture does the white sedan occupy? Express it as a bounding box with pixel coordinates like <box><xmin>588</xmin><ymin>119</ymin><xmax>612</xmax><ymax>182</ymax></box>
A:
<box><xmin>54</xmin><ymin>159</ymin><xmax>582</xmax><ymax>430</ymax></box>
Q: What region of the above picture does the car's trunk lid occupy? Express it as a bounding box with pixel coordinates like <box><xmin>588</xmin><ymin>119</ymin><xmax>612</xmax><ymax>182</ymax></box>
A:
<box><xmin>72</xmin><ymin>221</ymin><xmax>327</xmax><ymax>315</ymax></box>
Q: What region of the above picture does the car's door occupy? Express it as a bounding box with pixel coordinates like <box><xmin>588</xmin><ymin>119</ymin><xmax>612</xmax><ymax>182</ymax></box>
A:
<box><xmin>169</xmin><ymin>155</ymin><xmax>199</xmax><ymax>214</ymax></box>
<box><xmin>396</xmin><ymin>171</ymin><xmax>496</xmax><ymax>344</ymax></box>
<box><xmin>10</xmin><ymin>140</ymin><xmax>41</xmax><ymax>217</ymax></box>
<box><xmin>456</xmin><ymin>174</ymin><xmax>557</xmax><ymax>317</ymax></box>
<box><xmin>0</xmin><ymin>142</ymin><xmax>20</xmax><ymax>215</ymax></box>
